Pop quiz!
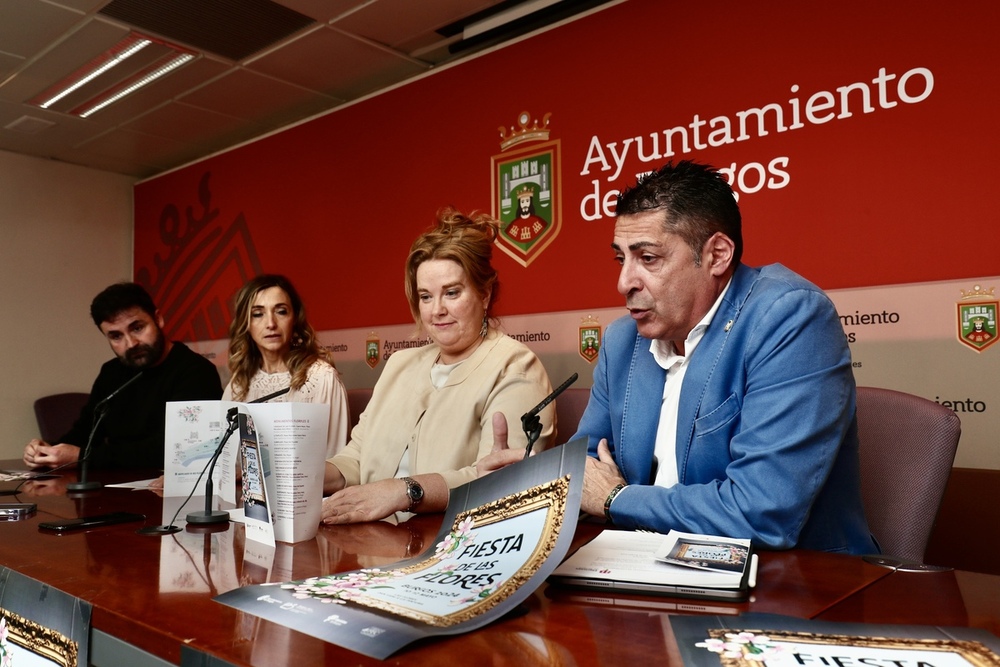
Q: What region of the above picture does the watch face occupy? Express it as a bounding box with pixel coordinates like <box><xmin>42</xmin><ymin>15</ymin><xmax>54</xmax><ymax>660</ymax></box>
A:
<box><xmin>405</xmin><ymin>478</ymin><xmax>423</xmax><ymax>504</ymax></box>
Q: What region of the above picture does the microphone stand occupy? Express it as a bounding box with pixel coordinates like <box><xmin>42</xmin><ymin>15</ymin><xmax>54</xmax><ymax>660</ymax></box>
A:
<box><xmin>521</xmin><ymin>373</ymin><xmax>578</xmax><ymax>459</ymax></box>
<box><xmin>67</xmin><ymin>371</ymin><xmax>144</xmax><ymax>493</ymax></box>
<box><xmin>65</xmin><ymin>405</ymin><xmax>110</xmax><ymax>493</ymax></box>
<box><xmin>186</xmin><ymin>407</ymin><xmax>240</xmax><ymax>525</ymax></box>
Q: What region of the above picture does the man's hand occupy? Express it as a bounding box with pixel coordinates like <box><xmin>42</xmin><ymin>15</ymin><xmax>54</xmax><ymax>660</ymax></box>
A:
<box><xmin>23</xmin><ymin>439</ymin><xmax>80</xmax><ymax>469</ymax></box>
<box><xmin>475</xmin><ymin>412</ymin><xmax>525</xmax><ymax>477</ymax></box>
<box><xmin>581</xmin><ymin>439</ymin><xmax>626</xmax><ymax>517</ymax></box>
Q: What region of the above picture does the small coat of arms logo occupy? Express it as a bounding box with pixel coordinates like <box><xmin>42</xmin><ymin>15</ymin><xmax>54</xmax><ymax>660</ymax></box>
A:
<box><xmin>957</xmin><ymin>285</ymin><xmax>997</xmax><ymax>353</ymax></box>
<box><xmin>492</xmin><ymin>111</ymin><xmax>562</xmax><ymax>267</ymax></box>
<box><xmin>579</xmin><ymin>315</ymin><xmax>602</xmax><ymax>363</ymax></box>
<box><xmin>365</xmin><ymin>332</ymin><xmax>381</xmax><ymax>369</ymax></box>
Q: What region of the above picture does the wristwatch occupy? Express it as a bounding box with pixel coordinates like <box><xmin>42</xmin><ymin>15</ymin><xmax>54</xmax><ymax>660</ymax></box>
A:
<box><xmin>402</xmin><ymin>477</ymin><xmax>424</xmax><ymax>512</ymax></box>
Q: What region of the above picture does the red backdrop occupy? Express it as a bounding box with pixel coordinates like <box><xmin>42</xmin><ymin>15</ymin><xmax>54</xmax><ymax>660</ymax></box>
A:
<box><xmin>134</xmin><ymin>0</ymin><xmax>999</xmax><ymax>341</ymax></box>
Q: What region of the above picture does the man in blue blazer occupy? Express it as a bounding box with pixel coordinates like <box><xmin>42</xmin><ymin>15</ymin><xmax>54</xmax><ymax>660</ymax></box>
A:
<box><xmin>576</xmin><ymin>161</ymin><xmax>874</xmax><ymax>553</ymax></box>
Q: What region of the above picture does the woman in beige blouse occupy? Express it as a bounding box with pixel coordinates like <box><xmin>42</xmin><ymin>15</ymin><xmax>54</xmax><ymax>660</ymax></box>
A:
<box><xmin>321</xmin><ymin>208</ymin><xmax>555</xmax><ymax>524</ymax></box>
<box><xmin>224</xmin><ymin>274</ymin><xmax>349</xmax><ymax>458</ymax></box>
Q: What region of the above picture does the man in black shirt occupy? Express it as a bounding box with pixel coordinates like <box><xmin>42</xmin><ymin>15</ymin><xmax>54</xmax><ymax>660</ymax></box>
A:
<box><xmin>23</xmin><ymin>282</ymin><xmax>223</xmax><ymax>470</ymax></box>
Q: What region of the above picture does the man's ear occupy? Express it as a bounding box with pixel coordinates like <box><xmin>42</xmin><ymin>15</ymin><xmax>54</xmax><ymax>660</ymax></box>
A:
<box><xmin>154</xmin><ymin>309</ymin><xmax>166</xmax><ymax>330</ymax></box>
<box><xmin>703</xmin><ymin>232</ymin><xmax>735</xmax><ymax>276</ymax></box>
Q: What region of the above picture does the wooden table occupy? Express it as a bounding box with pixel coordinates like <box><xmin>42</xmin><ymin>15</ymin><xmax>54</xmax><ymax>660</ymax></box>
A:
<box><xmin>818</xmin><ymin>566</ymin><xmax>1000</xmax><ymax>636</ymax></box>
<box><xmin>0</xmin><ymin>465</ymin><xmax>989</xmax><ymax>666</ymax></box>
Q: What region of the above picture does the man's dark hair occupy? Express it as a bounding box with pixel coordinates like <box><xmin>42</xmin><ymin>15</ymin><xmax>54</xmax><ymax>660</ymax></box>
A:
<box><xmin>90</xmin><ymin>282</ymin><xmax>158</xmax><ymax>327</ymax></box>
<box><xmin>617</xmin><ymin>161</ymin><xmax>743</xmax><ymax>266</ymax></box>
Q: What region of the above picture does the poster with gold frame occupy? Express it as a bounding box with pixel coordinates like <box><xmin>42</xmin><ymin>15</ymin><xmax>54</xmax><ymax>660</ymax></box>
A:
<box><xmin>216</xmin><ymin>438</ymin><xmax>588</xmax><ymax>659</ymax></box>
<box><xmin>671</xmin><ymin>613</ymin><xmax>1000</xmax><ymax>667</ymax></box>
<box><xmin>0</xmin><ymin>568</ymin><xmax>91</xmax><ymax>667</ymax></box>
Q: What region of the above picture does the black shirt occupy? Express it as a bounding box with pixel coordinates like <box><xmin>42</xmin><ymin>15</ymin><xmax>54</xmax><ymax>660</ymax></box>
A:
<box><xmin>59</xmin><ymin>342</ymin><xmax>223</xmax><ymax>470</ymax></box>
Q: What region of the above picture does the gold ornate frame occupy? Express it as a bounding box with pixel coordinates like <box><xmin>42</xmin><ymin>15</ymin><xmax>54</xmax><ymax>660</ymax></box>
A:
<box><xmin>710</xmin><ymin>629</ymin><xmax>1000</xmax><ymax>667</ymax></box>
<box><xmin>1</xmin><ymin>608</ymin><xmax>79</xmax><ymax>667</ymax></box>
<box><xmin>350</xmin><ymin>476</ymin><xmax>570</xmax><ymax>627</ymax></box>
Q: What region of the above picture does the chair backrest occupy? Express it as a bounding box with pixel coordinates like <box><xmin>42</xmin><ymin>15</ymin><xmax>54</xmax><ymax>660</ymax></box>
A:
<box><xmin>33</xmin><ymin>392</ymin><xmax>90</xmax><ymax>443</ymax></box>
<box><xmin>346</xmin><ymin>387</ymin><xmax>373</xmax><ymax>433</ymax></box>
<box><xmin>855</xmin><ymin>386</ymin><xmax>961</xmax><ymax>563</ymax></box>
<box><xmin>554</xmin><ymin>387</ymin><xmax>591</xmax><ymax>446</ymax></box>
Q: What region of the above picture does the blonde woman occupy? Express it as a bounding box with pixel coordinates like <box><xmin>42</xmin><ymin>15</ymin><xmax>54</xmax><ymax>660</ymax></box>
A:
<box><xmin>321</xmin><ymin>208</ymin><xmax>555</xmax><ymax>524</ymax></box>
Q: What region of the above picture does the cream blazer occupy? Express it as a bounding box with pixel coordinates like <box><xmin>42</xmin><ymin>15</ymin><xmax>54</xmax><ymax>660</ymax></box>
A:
<box><xmin>328</xmin><ymin>329</ymin><xmax>555</xmax><ymax>489</ymax></box>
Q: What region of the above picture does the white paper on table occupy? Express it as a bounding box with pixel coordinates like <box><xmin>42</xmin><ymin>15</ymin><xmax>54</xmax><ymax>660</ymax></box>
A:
<box><xmin>105</xmin><ymin>478</ymin><xmax>160</xmax><ymax>489</ymax></box>
<box><xmin>162</xmin><ymin>400</ymin><xmax>232</xmax><ymax>498</ymax></box>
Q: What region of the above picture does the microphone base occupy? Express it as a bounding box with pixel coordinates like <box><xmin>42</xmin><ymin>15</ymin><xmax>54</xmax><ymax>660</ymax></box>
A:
<box><xmin>66</xmin><ymin>480</ymin><xmax>103</xmax><ymax>492</ymax></box>
<box><xmin>137</xmin><ymin>524</ymin><xmax>182</xmax><ymax>536</ymax></box>
<box><xmin>186</xmin><ymin>509</ymin><xmax>230</xmax><ymax>525</ymax></box>
<box><xmin>185</xmin><ymin>521</ymin><xmax>231</xmax><ymax>534</ymax></box>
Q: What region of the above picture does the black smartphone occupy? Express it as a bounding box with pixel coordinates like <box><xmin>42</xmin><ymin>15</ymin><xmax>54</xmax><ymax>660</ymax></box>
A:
<box><xmin>38</xmin><ymin>512</ymin><xmax>145</xmax><ymax>532</ymax></box>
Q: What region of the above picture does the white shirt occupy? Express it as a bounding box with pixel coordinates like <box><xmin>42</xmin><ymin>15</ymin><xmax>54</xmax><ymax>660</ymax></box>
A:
<box><xmin>650</xmin><ymin>278</ymin><xmax>732</xmax><ymax>488</ymax></box>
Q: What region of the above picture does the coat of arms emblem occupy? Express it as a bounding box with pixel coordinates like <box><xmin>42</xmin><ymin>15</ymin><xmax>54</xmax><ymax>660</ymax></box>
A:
<box><xmin>366</xmin><ymin>332</ymin><xmax>381</xmax><ymax>369</ymax></box>
<box><xmin>957</xmin><ymin>285</ymin><xmax>997</xmax><ymax>352</ymax></box>
<box><xmin>579</xmin><ymin>316</ymin><xmax>602</xmax><ymax>363</ymax></box>
<box><xmin>492</xmin><ymin>112</ymin><xmax>561</xmax><ymax>267</ymax></box>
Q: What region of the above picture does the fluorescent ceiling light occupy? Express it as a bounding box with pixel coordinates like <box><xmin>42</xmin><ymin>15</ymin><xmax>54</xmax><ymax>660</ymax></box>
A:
<box><xmin>77</xmin><ymin>53</ymin><xmax>195</xmax><ymax>118</ymax></box>
<box><xmin>28</xmin><ymin>32</ymin><xmax>195</xmax><ymax>118</ymax></box>
<box><xmin>37</xmin><ymin>38</ymin><xmax>151</xmax><ymax>109</ymax></box>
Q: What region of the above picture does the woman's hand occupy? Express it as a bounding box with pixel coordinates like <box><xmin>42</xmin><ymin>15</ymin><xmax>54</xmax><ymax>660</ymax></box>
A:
<box><xmin>321</xmin><ymin>478</ymin><xmax>408</xmax><ymax>525</ymax></box>
<box><xmin>476</xmin><ymin>412</ymin><xmax>525</xmax><ymax>477</ymax></box>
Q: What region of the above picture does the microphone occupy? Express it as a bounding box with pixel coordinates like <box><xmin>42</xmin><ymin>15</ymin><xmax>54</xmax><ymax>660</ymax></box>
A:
<box><xmin>67</xmin><ymin>372</ymin><xmax>144</xmax><ymax>493</ymax></box>
<box><xmin>521</xmin><ymin>373</ymin><xmax>578</xmax><ymax>459</ymax></box>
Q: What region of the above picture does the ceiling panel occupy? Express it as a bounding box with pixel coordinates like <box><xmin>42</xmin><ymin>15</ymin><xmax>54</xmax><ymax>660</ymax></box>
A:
<box><xmin>278</xmin><ymin>0</ymin><xmax>373</xmax><ymax>24</ymax></box>
<box><xmin>119</xmin><ymin>101</ymin><xmax>257</xmax><ymax>145</ymax></box>
<box><xmin>0</xmin><ymin>1</ymin><xmax>87</xmax><ymax>58</ymax></box>
<box><xmin>177</xmin><ymin>68</ymin><xmax>340</xmax><ymax>124</ymax></box>
<box><xmin>246</xmin><ymin>26</ymin><xmax>428</xmax><ymax>100</ymax></box>
<box><xmin>0</xmin><ymin>99</ymin><xmax>109</xmax><ymax>151</ymax></box>
<box><xmin>72</xmin><ymin>127</ymin><xmax>191</xmax><ymax>170</ymax></box>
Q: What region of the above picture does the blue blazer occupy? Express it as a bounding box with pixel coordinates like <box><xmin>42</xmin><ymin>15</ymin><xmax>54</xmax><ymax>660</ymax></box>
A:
<box><xmin>574</xmin><ymin>263</ymin><xmax>875</xmax><ymax>553</ymax></box>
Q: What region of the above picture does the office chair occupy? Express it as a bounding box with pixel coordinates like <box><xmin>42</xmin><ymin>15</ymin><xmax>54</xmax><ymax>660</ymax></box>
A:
<box><xmin>554</xmin><ymin>387</ymin><xmax>591</xmax><ymax>446</ymax></box>
<box><xmin>346</xmin><ymin>387</ymin><xmax>373</xmax><ymax>432</ymax></box>
<box><xmin>855</xmin><ymin>386</ymin><xmax>961</xmax><ymax>563</ymax></box>
<box><xmin>33</xmin><ymin>392</ymin><xmax>90</xmax><ymax>443</ymax></box>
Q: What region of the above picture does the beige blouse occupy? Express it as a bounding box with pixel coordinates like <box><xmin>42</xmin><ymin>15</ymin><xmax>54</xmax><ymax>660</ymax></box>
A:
<box><xmin>223</xmin><ymin>359</ymin><xmax>349</xmax><ymax>457</ymax></box>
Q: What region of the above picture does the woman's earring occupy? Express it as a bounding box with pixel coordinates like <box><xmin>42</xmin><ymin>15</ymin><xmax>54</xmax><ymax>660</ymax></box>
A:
<box><xmin>480</xmin><ymin>314</ymin><xmax>488</xmax><ymax>338</ymax></box>
<box><xmin>292</xmin><ymin>333</ymin><xmax>303</xmax><ymax>348</ymax></box>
